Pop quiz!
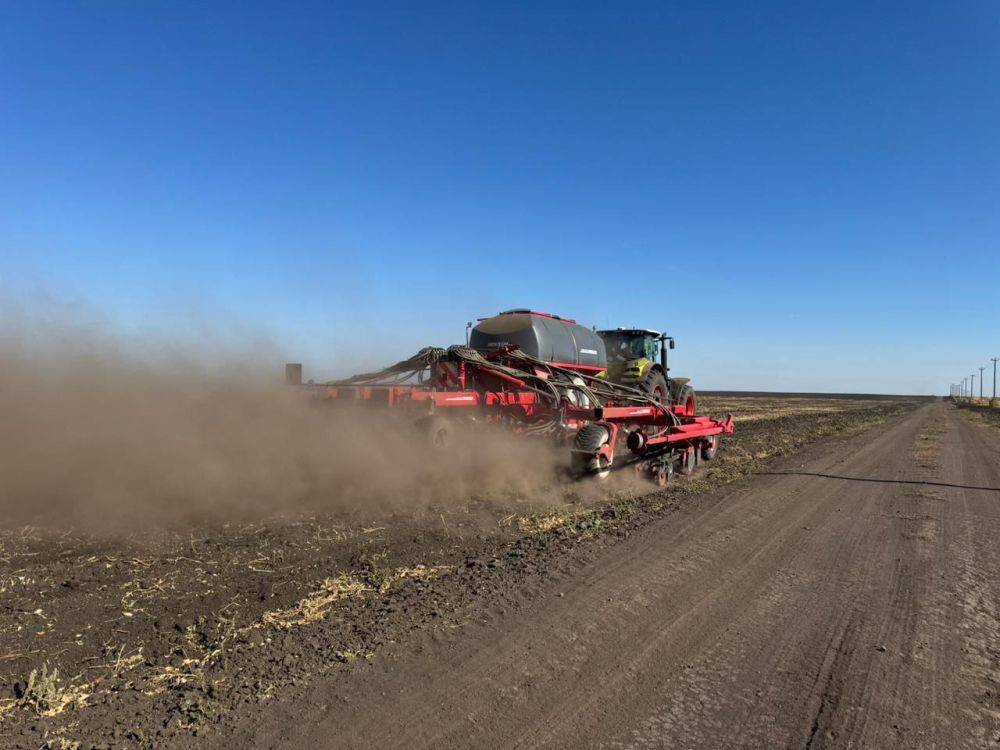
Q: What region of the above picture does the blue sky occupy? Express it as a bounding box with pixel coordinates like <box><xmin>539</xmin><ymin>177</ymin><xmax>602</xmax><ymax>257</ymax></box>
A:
<box><xmin>1</xmin><ymin>1</ymin><xmax>998</xmax><ymax>393</ymax></box>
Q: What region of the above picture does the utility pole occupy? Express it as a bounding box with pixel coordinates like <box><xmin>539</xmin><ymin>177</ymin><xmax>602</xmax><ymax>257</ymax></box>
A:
<box><xmin>992</xmin><ymin>357</ymin><xmax>999</xmax><ymax>406</ymax></box>
<box><xmin>979</xmin><ymin>366</ymin><xmax>986</xmax><ymax>401</ymax></box>
<box><xmin>971</xmin><ymin>374</ymin><xmax>976</xmax><ymax>402</ymax></box>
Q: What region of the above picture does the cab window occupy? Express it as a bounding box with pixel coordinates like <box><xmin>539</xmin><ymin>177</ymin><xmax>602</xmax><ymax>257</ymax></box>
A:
<box><xmin>644</xmin><ymin>338</ymin><xmax>658</xmax><ymax>361</ymax></box>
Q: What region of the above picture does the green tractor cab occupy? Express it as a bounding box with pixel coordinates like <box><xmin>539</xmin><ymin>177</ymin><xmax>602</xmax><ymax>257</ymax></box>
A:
<box><xmin>597</xmin><ymin>328</ymin><xmax>696</xmax><ymax>415</ymax></box>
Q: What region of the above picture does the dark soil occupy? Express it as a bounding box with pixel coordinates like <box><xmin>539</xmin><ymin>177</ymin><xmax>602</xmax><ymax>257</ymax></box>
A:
<box><xmin>0</xmin><ymin>396</ymin><xmax>919</xmax><ymax>749</ymax></box>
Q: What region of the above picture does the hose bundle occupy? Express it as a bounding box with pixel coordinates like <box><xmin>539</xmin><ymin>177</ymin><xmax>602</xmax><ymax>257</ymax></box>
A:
<box><xmin>327</xmin><ymin>347</ymin><xmax>447</xmax><ymax>385</ymax></box>
<box><xmin>328</xmin><ymin>345</ymin><xmax>680</xmax><ymax>434</ymax></box>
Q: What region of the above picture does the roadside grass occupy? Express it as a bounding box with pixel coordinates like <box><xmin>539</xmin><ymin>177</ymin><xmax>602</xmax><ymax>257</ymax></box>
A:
<box><xmin>954</xmin><ymin>397</ymin><xmax>999</xmax><ymax>408</ymax></box>
<box><xmin>953</xmin><ymin>400</ymin><xmax>1000</xmax><ymax>431</ymax></box>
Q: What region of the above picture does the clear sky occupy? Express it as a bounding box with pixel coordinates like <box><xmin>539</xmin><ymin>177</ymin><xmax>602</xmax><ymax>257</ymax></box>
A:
<box><xmin>2</xmin><ymin>1</ymin><xmax>998</xmax><ymax>394</ymax></box>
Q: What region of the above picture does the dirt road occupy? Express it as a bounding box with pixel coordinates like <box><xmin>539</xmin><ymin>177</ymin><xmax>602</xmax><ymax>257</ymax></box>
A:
<box><xmin>240</xmin><ymin>401</ymin><xmax>1000</xmax><ymax>749</ymax></box>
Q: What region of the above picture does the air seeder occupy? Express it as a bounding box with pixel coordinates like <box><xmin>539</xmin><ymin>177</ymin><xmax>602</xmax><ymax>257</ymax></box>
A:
<box><xmin>287</xmin><ymin>310</ymin><xmax>733</xmax><ymax>486</ymax></box>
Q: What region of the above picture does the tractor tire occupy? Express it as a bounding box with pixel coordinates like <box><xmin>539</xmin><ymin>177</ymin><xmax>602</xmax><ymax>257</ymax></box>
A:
<box><xmin>640</xmin><ymin>370</ymin><xmax>669</xmax><ymax>405</ymax></box>
<box><xmin>671</xmin><ymin>382</ymin><xmax>697</xmax><ymax>416</ymax></box>
<box><xmin>572</xmin><ymin>424</ymin><xmax>612</xmax><ymax>479</ymax></box>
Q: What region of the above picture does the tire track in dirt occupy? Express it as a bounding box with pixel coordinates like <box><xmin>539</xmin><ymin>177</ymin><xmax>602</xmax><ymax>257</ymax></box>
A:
<box><xmin>616</xmin><ymin>405</ymin><xmax>924</xmax><ymax>749</ymax></box>
<box><xmin>943</xmin><ymin>409</ymin><xmax>1000</xmax><ymax>747</ymax></box>
<box><xmin>798</xmin><ymin>404</ymin><xmax>999</xmax><ymax>749</ymax></box>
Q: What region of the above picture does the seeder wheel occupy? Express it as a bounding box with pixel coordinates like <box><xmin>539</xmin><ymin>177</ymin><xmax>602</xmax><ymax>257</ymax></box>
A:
<box><xmin>678</xmin><ymin>446</ymin><xmax>699</xmax><ymax>475</ymax></box>
<box><xmin>416</xmin><ymin>416</ymin><xmax>451</xmax><ymax>450</ymax></box>
<box><xmin>653</xmin><ymin>462</ymin><xmax>673</xmax><ymax>487</ymax></box>
<box><xmin>701</xmin><ymin>435</ymin><xmax>718</xmax><ymax>461</ymax></box>
<box><xmin>571</xmin><ymin>424</ymin><xmax>612</xmax><ymax>480</ymax></box>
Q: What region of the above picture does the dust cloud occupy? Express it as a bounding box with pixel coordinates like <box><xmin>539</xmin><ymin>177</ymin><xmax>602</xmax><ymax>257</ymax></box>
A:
<box><xmin>0</xmin><ymin>306</ymin><xmax>572</xmax><ymax>531</ymax></box>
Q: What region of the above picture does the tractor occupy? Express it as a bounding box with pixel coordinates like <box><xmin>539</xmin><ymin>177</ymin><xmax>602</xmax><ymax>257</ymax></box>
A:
<box><xmin>597</xmin><ymin>328</ymin><xmax>697</xmax><ymax>416</ymax></box>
